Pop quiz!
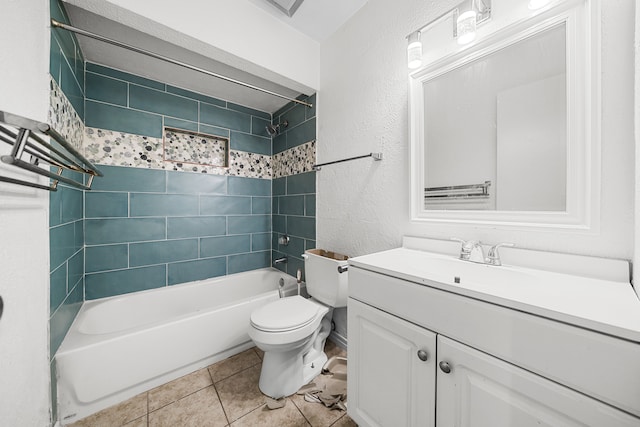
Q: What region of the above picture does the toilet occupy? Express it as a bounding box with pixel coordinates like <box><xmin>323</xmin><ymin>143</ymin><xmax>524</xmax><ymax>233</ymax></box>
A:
<box><xmin>248</xmin><ymin>249</ymin><xmax>348</xmax><ymax>398</ymax></box>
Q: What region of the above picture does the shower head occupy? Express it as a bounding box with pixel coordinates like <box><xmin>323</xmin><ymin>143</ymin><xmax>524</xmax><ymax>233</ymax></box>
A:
<box><xmin>265</xmin><ymin>124</ymin><xmax>278</xmax><ymax>136</ymax></box>
<box><xmin>265</xmin><ymin>120</ymin><xmax>289</xmax><ymax>136</ymax></box>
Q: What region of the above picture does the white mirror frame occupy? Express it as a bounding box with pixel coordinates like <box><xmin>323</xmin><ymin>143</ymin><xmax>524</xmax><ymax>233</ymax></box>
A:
<box><xmin>409</xmin><ymin>0</ymin><xmax>601</xmax><ymax>232</ymax></box>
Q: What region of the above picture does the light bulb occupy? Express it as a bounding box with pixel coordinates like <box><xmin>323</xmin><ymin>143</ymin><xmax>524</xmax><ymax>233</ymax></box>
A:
<box><xmin>407</xmin><ymin>31</ymin><xmax>423</xmax><ymax>69</ymax></box>
<box><xmin>456</xmin><ymin>10</ymin><xmax>477</xmax><ymax>45</ymax></box>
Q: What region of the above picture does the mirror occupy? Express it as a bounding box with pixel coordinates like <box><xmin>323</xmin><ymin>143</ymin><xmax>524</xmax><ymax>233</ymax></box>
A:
<box><xmin>409</xmin><ymin>1</ymin><xmax>599</xmax><ymax>230</ymax></box>
<box><xmin>423</xmin><ymin>24</ymin><xmax>566</xmax><ymax>211</ymax></box>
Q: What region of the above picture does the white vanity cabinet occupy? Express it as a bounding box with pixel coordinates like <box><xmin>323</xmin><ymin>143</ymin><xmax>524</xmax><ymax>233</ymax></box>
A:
<box><xmin>347</xmin><ymin>255</ymin><xmax>640</xmax><ymax>427</ymax></box>
<box><xmin>436</xmin><ymin>336</ymin><xmax>637</xmax><ymax>427</ymax></box>
<box><xmin>348</xmin><ymin>298</ymin><xmax>436</xmax><ymax>427</ymax></box>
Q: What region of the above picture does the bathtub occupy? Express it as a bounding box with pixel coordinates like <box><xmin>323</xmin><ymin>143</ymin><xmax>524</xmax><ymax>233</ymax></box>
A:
<box><xmin>56</xmin><ymin>268</ymin><xmax>296</xmax><ymax>424</ymax></box>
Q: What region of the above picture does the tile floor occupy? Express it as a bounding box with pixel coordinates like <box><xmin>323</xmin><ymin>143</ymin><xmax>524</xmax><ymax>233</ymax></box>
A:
<box><xmin>67</xmin><ymin>341</ymin><xmax>356</xmax><ymax>427</ymax></box>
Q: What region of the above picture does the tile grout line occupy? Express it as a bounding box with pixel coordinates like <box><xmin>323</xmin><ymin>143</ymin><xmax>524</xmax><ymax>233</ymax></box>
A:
<box><xmin>211</xmin><ymin>358</ymin><xmax>262</xmax><ymax>386</ymax></box>
<box><xmin>146</xmin><ymin>381</ymin><xmax>215</xmax><ymax>417</ymax></box>
<box><xmin>207</xmin><ymin>368</ymin><xmax>231</xmax><ymax>426</ymax></box>
<box><xmin>289</xmin><ymin>397</ymin><xmax>314</xmax><ymax>427</ymax></box>
<box><xmin>327</xmin><ymin>414</ymin><xmax>349</xmax><ymax>427</ymax></box>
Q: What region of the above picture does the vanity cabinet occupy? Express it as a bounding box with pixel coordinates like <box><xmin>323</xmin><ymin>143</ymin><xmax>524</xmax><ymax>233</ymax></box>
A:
<box><xmin>436</xmin><ymin>336</ymin><xmax>637</xmax><ymax>427</ymax></box>
<box><xmin>347</xmin><ymin>265</ymin><xmax>640</xmax><ymax>427</ymax></box>
<box><xmin>348</xmin><ymin>298</ymin><xmax>436</xmax><ymax>427</ymax></box>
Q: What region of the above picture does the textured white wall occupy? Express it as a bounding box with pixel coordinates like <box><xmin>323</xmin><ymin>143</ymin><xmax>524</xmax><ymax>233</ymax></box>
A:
<box><xmin>0</xmin><ymin>1</ymin><xmax>52</xmax><ymax>425</ymax></box>
<box><xmin>319</xmin><ymin>0</ymin><xmax>636</xmax><ymax>336</ymax></box>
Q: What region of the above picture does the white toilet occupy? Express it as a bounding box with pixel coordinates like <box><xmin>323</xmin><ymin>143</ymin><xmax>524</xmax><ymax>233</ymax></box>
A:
<box><xmin>248</xmin><ymin>249</ymin><xmax>348</xmax><ymax>398</ymax></box>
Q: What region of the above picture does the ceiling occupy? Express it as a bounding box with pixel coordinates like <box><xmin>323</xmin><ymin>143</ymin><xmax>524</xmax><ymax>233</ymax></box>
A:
<box><xmin>247</xmin><ymin>0</ymin><xmax>368</xmax><ymax>42</ymax></box>
<box><xmin>63</xmin><ymin>0</ymin><xmax>368</xmax><ymax>114</ymax></box>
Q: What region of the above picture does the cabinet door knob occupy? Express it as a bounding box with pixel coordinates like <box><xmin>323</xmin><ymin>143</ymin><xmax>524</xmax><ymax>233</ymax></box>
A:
<box><xmin>439</xmin><ymin>361</ymin><xmax>452</xmax><ymax>373</ymax></box>
<box><xmin>417</xmin><ymin>350</ymin><xmax>429</xmax><ymax>361</ymax></box>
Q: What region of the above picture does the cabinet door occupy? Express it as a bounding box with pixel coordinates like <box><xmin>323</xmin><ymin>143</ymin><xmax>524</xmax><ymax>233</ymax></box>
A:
<box><xmin>436</xmin><ymin>336</ymin><xmax>640</xmax><ymax>427</ymax></box>
<box><xmin>347</xmin><ymin>298</ymin><xmax>436</xmax><ymax>427</ymax></box>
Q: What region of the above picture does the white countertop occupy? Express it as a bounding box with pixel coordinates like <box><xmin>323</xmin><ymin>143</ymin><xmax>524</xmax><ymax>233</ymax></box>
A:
<box><xmin>349</xmin><ymin>246</ymin><xmax>640</xmax><ymax>343</ymax></box>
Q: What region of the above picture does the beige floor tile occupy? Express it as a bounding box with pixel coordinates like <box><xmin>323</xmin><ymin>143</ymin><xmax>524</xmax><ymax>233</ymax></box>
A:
<box><xmin>230</xmin><ymin>398</ymin><xmax>310</xmax><ymax>427</ymax></box>
<box><xmin>330</xmin><ymin>414</ymin><xmax>358</xmax><ymax>427</ymax></box>
<box><xmin>325</xmin><ymin>340</ymin><xmax>347</xmax><ymax>360</ymax></box>
<box><xmin>148</xmin><ymin>368</ymin><xmax>213</xmax><ymax>411</ymax></box>
<box><xmin>67</xmin><ymin>392</ymin><xmax>147</xmax><ymax>427</ymax></box>
<box><xmin>148</xmin><ymin>386</ymin><xmax>227</xmax><ymax>427</ymax></box>
<box><xmin>124</xmin><ymin>415</ymin><xmax>147</xmax><ymax>427</ymax></box>
<box><xmin>253</xmin><ymin>347</ymin><xmax>264</xmax><ymax>360</ymax></box>
<box><xmin>208</xmin><ymin>348</ymin><xmax>262</xmax><ymax>383</ymax></box>
<box><xmin>216</xmin><ymin>364</ymin><xmax>266</xmax><ymax>422</ymax></box>
<box><xmin>291</xmin><ymin>374</ymin><xmax>346</xmax><ymax>427</ymax></box>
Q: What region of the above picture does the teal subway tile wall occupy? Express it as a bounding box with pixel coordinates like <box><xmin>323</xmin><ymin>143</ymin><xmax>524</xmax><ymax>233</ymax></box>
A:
<box><xmin>272</xmin><ymin>94</ymin><xmax>316</xmax><ymax>155</ymax></box>
<box><xmin>49</xmin><ymin>0</ymin><xmax>85</xmax><ymax>359</ymax></box>
<box><xmin>82</xmin><ymin>62</ymin><xmax>276</xmax><ymax>299</ymax></box>
<box><xmin>84</xmin><ymin>166</ymin><xmax>272</xmax><ymax>299</ymax></box>
<box><xmin>85</xmin><ymin>62</ymin><xmax>272</xmax><ymax>147</ymax></box>
<box><xmin>49</xmin><ymin>0</ymin><xmax>86</xmax><ymax>419</ymax></box>
<box><xmin>271</xmin><ymin>96</ymin><xmax>317</xmax><ymax>278</ymax></box>
<box><xmin>273</xmin><ymin>172</ymin><xmax>317</xmax><ymax>278</ymax></box>
<box><xmin>49</xmin><ymin>61</ymin><xmax>318</xmax><ymax>305</ymax></box>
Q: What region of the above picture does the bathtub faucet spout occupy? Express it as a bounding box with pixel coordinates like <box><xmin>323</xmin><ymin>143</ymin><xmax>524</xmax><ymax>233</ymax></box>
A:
<box><xmin>273</xmin><ymin>256</ymin><xmax>288</xmax><ymax>266</ymax></box>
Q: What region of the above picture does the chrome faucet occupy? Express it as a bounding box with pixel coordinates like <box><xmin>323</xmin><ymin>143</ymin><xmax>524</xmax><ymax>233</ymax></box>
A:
<box><xmin>452</xmin><ymin>238</ymin><xmax>515</xmax><ymax>266</ymax></box>
<box><xmin>451</xmin><ymin>238</ymin><xmax>485</xmax><ymax>263</ymax></box>
<box><xmin>273</xmin><ymin>256</ymin><xmax>288</xmax><ymax>265</ymax></box>
<box><xmin>485</xmin><ymin>243</ymin><xmax>515</xmax><ymax>266</ymax></box>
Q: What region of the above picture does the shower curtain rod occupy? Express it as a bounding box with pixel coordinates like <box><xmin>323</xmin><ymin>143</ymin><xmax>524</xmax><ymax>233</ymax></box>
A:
<box><xmin>50</xmin><ymin>19</ymin><xmax>313</xmax><ymax>108</ymax></box>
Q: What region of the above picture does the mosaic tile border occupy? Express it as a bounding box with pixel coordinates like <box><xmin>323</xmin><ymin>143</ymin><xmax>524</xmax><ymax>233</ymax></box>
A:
<box><xmin>84</xmin><ymin>127</ymin><xmax>272</xmax><ymax>179</ymax></box>
<box><xmin>49</xmin><ymin>77</ymin><xmax>84</xmax><ymax>150</ymax></box>
<box><xmin>272</xmin><ymin>140</ymin><xmax>316</xmax><ymax>179</ymax></box>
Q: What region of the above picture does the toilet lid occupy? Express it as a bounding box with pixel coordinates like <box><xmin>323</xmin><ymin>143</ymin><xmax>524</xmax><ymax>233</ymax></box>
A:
<box><xmin>251</xmin><ymin>296</ymin><xmax>322</xmax><ymax>332</ymax></box>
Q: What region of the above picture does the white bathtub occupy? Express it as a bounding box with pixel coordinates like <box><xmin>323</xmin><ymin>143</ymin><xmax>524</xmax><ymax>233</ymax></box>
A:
<box><xmin>56</xmin><ymin>268</ymin><xmax>295</xmax><ymax>424</ymax></box>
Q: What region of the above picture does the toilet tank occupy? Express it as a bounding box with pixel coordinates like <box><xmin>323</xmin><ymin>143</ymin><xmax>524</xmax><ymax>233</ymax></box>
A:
<box><xmin>303</xmin><ymin>249</ymin><xmax>349</xmax><ymax>308</ymax></box>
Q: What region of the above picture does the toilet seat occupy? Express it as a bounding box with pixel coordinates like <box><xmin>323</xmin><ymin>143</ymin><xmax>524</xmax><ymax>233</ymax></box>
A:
<box><xmin>250</xmin><ymin>296</ymin><xmax>323</xmax><ymax>332</ymax></box>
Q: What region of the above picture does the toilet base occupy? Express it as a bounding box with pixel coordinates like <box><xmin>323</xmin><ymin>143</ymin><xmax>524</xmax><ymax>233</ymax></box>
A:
<box><xmin>258</xmin><ymin>338</ymin><xmax>332</xmax><ymax>398</ymax></box>
<box><xmin>258</xmin><ymin>347</ymin><xmax>303</xmax><ymax>398</ymax></box>
<box><xmin>258</xmin><ymin>347</ymin><xmax>329</xmax><ymax>398</ymax></box>
<box><xmin>302</xmin><ymin>347</ymin><xmax>328</xmax><ymax>386</ymax></box>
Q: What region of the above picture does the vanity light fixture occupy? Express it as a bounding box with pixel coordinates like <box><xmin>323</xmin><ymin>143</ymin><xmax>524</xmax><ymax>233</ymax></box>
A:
<box><xmin>407</xmin><ymin>0</ymin><xmax>492</xmax><ymax>68</ymax></box>
<box><xmin>407</xmin><ymin>31</ymin><xmax>423</xmax><ymax>69</ymax></box>
<box><xmin>454</xmin><ymin>0</ymin><xmax>491</xmax><ymax>45</ymax></box>
<box><xmin>528</xmin><ymin>0</ymin><xmax>552</xmax><ymax>10</ymax></box>
<box><xmin>456</xmin><ymin>10</ymin><xmax>478</xmax><ymax>45</ymax></box>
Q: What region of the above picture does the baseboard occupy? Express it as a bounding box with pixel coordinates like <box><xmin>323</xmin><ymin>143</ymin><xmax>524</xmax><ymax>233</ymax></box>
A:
<box><xmin>329</xmin><ymin>331</ymin><xmax>347</xmax><ymax>350</ymax></box>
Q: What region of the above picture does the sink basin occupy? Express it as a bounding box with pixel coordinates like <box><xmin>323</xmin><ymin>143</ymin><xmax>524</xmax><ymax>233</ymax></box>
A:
<box><xmin>353</xmin><ymin>249</ymin><xmax>538</xmax><ymax>294</ymax></box>
<box><xmin>412</xmin><ymin>256</ymin><xmax>536</xmax><ymax>289</ymax></box>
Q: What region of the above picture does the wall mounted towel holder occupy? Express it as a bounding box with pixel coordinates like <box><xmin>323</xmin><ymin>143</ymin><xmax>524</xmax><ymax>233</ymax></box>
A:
<box><xmin>0</xmin><ymin>110</ymin><xmax>103</xmax><ymax>192</ymax></box>
<box><xmin>313</xmin><ymin>152</ymin><xmax>383</xmax><ymax>171</ymax></box>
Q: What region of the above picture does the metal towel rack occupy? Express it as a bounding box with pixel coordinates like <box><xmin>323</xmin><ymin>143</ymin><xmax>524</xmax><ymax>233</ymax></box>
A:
<box><xmin>313</xmin><ymin>152</ymin><xmax>383</xmax><ymax>171</ymax></box>
<box><xmin>0</xmin><ymin>111</ymin><xmax>103</xmax><ymax>191</ymax></box>
<box><xmin>424</xmin><ymin>180</ymin><xmax>491</xmax><ymax>199</ymax></box>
